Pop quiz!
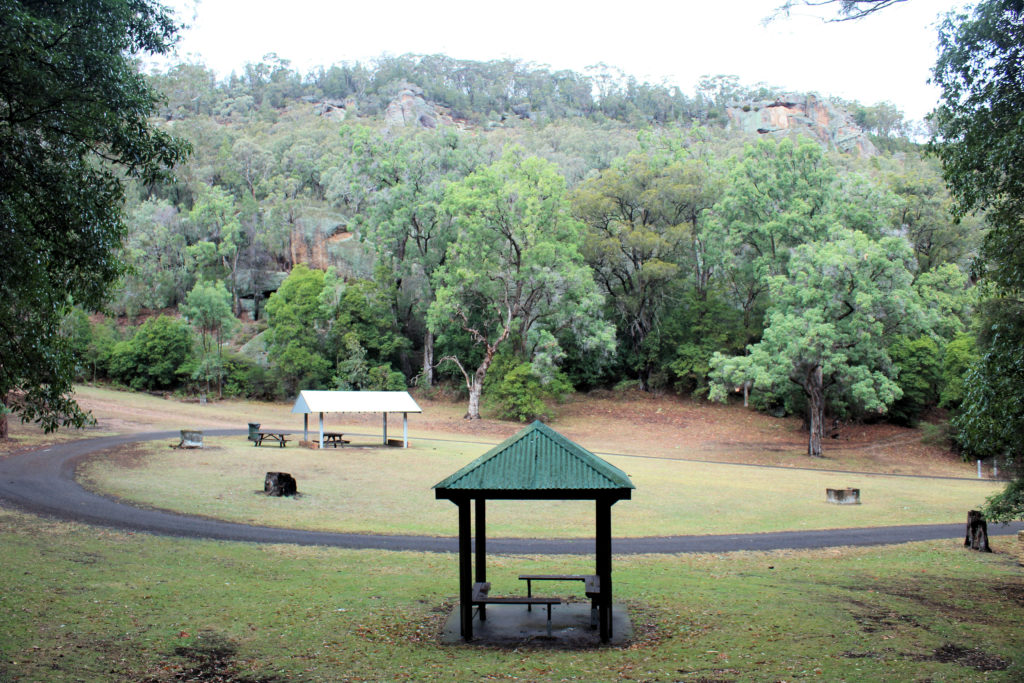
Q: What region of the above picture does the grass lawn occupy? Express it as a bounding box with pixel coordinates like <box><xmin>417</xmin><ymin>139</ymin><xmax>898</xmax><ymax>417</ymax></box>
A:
<box><xmin>3</xmin><ymin>386</ymin><xmax>1021</xmax><ymax>681</ymax></box>
<box><xmin>0</xmin><ymin>508</ymin><xmax>1021</xmax><ymax>682</ymax></box>
<box><xmin>80</xmin><ymin>436</ymin><xmax>1004</xmax><ymax>537</ymax></box>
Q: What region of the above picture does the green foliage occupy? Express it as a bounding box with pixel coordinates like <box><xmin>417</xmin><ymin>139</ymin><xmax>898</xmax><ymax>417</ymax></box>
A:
<box><xmin>711</xmin><ymin>228</ymin><xmax>928</xmax><ymax>456</ymax></box>
<box><xmin>180</xmin><ymin>279</ymin><xmax>238</xmax><ymax>395</ymax></box>
<box><xmin>952</xmin><ymin>299</ymin><xmax>1024</xmax><ymax>465</ymax></box>
<box><xmin>983</xmin><ymin>478</ymin><xmax>1024</xmax><ymax>524</ymax></box>
<box><xmin>332</xmin><ymin>333</ymin><xmax>406</xmax><ymax>391</ymax></box>
<box><xmin>265</xmin><ymin>264</ymin><xmax>330</xmax><ymax>395</ymax></box>
<box><xmin>429</xmin><ymin>147</ymin><xmax>613</xmax><ymax>418</ymax></box>
<box><xmin>0</xmin><ymin>0</ymin><xmax>189</xmax><ymax>431</ymax></box>
<box><xmin>485</xmin><ymin>356</ymin><xmax>572</xmax><ymax>422</ymax></box>
<box><xmin>939</xmin><ymin>333</ymin><xmax>976</xmax><ymax>410</ymax></box>
<box><xmin>931</xmin><ymin>0</ymin><xmax>1024</xmax><ymax>520</ymax></box>
<box><xmin>320</xmin><ymin>270</ymin><xmax>408</xmax><ymax>368</ymax></box>
<box><xmin>222</xmin><ymin>352</ymin><xmax>276</xmax><ymax>400</ymax></box>
<box><xmin>108</xmin><ymin>315</ymin><xmax>193</xmax><ymax>391</ymax></box>
<box><xmin>888</xmin><ymin>336</ymin><xmax>943</xmax><ymax>427</ymax></box>
<box><xmin>574</xmin><ymin>135</ymin><xmax>724</xmax><ymax>388</ymax></box>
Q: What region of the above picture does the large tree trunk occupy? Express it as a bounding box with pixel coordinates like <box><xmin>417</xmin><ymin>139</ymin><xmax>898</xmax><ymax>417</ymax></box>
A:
<box><xmin>465</xmin><ymin>350</ymin><xmax>496</xmax><ymax>420</ymax></box>
<box><xmin>422</xmin><ymin>330</ymin><xmax>435</xmax><ymax>386</ymax></box>
<box><xmin>806</xmin><ymin>365</ymin><xmax>825</xmax><ymax>457</ymax></box>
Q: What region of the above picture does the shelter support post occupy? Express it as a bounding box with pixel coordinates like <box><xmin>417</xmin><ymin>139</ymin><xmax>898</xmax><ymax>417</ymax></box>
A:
<box><xmin>475</xmin><ymin>497</ymin><xmax>486</xmax><ymax>621</ymax></box>
<box><xmin>403</xmin><ymin>413</ymin><xmax>408</xmax><ymax>447</ymax></box>
<box><xmin>303</xmin><ymin>414</ymin><xmax>308</xmax><ymax>441</ymax></box>
<box><xmin>382</xmin><ymin>413</ymin><xmax>388</xmax><ymax>445</ymax></box>
<box><xmin>596</xmin><ymin>497</ymin><xmax>613</xmax><ymax>642</ymax></box>
<box><xmin>319</xmin><ymin>412</ymin><xmax>324</xmax><ymax>449</ymax></box>
<box><xmin>458</xmin><ymin>498</ymin><xmax>473</xmax><ymax>640</ymax></box>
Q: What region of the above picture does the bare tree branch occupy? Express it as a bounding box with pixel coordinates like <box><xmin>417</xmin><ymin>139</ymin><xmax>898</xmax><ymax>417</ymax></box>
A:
<box><xmin>765</xmin><ymin>0</ymin><xmax>908</xmax><ymax>24</ymax></box>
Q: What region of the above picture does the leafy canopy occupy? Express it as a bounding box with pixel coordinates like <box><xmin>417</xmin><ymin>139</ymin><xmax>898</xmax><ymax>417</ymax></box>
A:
<box><xmin>0</xmin><ymin>0</ymin><xmax>188</xmax><ymax>431</ymax></box>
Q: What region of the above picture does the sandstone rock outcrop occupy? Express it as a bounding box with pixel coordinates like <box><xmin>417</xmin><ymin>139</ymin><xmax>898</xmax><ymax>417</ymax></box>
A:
<box><xmin>726</xmin><ymin>93</ymin><xmax>876</xmax><ymax>156</ymax></box>
<box><xmin>385</xmin><ymin>82</ymin><xmax>439</xmax><ymax>129</ymax></box>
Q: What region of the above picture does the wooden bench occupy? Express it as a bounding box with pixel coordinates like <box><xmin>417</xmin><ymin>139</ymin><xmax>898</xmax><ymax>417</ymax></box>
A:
<box><xmin>472</xmin><ymin>582</ymin><xmax>560</xmax><ymax>636</ymax></box>
<box><xmin>254</xmin><ymin>432</ymin><xmax>291</xmax><ymax>448</ymax></box>
<box><xmin>519</xmin><ymin>574</ymin><xmax>600</xmax><ymax>626</ymax></box>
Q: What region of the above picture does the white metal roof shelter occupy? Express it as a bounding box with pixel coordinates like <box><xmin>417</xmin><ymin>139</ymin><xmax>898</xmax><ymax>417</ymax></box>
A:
<box><xmin>291</xmin><ymin>390</ymin><xmax>423</xmax><ymax>448</ymax></box>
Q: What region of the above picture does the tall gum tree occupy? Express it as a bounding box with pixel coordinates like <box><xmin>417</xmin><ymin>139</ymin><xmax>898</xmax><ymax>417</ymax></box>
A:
<box><xmin>711</xmin><ymin>228</ymin><xmax>937</xmax><ymax>457</ymax></box>
<box><xmin>429</xmin><ymin>148</ymin><xmax>613</xmax><ymax>419</ymax></box>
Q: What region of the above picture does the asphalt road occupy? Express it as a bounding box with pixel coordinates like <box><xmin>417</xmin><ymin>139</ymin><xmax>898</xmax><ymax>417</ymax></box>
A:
<box><xmin>1</xmin><ymin>430</ymin><xmax>1019</xmax><ymax>555</ymax></box>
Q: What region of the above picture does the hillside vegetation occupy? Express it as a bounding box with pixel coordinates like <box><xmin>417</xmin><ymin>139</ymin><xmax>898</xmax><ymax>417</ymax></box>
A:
<box><xmin>67</xmin><ymin>54</ymin><xmax>984</xmax><ymax>458</ymax></box>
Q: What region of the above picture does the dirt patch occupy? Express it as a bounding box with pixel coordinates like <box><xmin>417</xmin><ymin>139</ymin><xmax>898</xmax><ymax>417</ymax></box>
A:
<box><xmin>142</xmin><ymin>632</ymin><xmax>281</xmax><ymax>682</ymax></box>
<box><xmin>846</xmin><ymin>598</ymin><xmax>924</xmax><ymax>633</ymax></box>
<box><xmin>921</xmin><ymin>643</ymin><xmax>1010</xmax><ymax>671</ymax></box>
<box><xmin>990</xmin><ymin>580</ymin><xmax>1024</xmax><ymax>608</ymax></box>
<box><xmin>62</xmin><ymin>386</ymin><xmax>979</xmax><ymax>477</ymax></box>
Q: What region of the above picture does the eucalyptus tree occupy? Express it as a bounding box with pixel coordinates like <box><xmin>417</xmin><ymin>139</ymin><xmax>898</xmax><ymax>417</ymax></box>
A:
<box><xmin>711</xmin><ymin>228</ymin><xmax>936</xmax><ymax>457</ymax></box>
<box><xmin>335</xmin><ymin>126</ymin><xmax>485</xmax><ymax>383</ymax></box>
<box><xmin>711</xmin><ymin>136</ymin><xmax>836</xmax><ymax>332</ymax></box>
<box><xmin>180</xmin><ymin>280</ymin><xmax>238</xmax><ymax>398</ymax></box>
<box><xmin>574</xmin><ymin>131</ymin><xmax>725</xmax><ymax>389</ymax></box>
<box><xmin>429</xmin><ymin>148</ymin><xmax>613</xmax><ymax>419</ymax></box>
<box><xmin>187</xmin><ymin>186</ymin><xmax>245</xmax><ymax>315</ymax></box>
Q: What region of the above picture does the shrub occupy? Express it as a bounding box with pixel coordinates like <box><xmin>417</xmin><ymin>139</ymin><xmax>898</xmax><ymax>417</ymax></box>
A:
<box><xmin>487</xmin><ymin>359</ymin><xmax>571</xmax><ymax>422</ymax></box>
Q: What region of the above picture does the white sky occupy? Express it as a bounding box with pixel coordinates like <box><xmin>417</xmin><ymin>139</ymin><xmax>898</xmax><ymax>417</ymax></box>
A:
<box><xmin>160</xmin><ymin>0</ymin><xmax>970</xmax><ymax>121</ymax></box>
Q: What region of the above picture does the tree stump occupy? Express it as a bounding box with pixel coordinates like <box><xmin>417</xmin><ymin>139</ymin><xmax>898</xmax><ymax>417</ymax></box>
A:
<box><xmin>826</xmin><ymin>488</ymin><xmax>860</xmax><ymax>505</ymax></box>
<box><xmin>177</xmin><ymin>430</ymin><xmax>203</xmax><ymax>448</ymax></box>
<box><xmin>264</xmin><ymin>472</ymin><xmax>297</xmax><ymax>497</ymax></box>
<box><xmin>964</xmin><ymin>510</ymin><xmax>992</xmax><ymax>552</ymax></box>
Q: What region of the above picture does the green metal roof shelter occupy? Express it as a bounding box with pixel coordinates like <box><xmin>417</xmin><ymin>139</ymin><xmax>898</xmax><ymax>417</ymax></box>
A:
<box><xmin>433</xmin><ymin>421</ymin><xmax>634</xmax><ymax>642</ymax></box>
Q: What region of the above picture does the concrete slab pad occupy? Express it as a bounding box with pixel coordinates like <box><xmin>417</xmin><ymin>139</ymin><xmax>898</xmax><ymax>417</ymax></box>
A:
<box><xmin>439</xmin><ymin>602</ymin><xmax>632</xmax><ymax>647</ymax></box>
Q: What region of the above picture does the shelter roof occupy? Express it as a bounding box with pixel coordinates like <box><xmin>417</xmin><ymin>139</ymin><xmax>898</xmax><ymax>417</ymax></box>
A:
<box><xmin>291</xmin><ymin>390</ymin><xmax>422</xmax><ymax>414</ymax></box>
<box><xmin>433</xmin><ymin>421</ymin><xmax>634</xmax><ymax>497</ymax></box>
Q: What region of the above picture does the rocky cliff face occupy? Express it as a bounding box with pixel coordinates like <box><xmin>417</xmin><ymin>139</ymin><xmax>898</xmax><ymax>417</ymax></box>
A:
<box><xmin>726</xmin><ymin>94</ymin><xmax>876</xmax><ymax>156</ymax></box>
<box><xmin>384</xmin><ymin>82</ymin><xmax>440</xmax><ymax>129</ymax></box>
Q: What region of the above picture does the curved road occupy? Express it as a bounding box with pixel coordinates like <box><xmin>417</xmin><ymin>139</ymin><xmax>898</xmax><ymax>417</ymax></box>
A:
<box><xmin>0</xmin><ymin>430</ymin><xmax>1019</xmax><ymax>555</ymax></box>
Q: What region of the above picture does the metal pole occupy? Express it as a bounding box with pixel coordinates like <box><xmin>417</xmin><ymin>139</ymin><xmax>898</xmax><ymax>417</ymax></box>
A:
<box><xmin>403</xmin><ymin>413</ymin><xmax>409</xmax><ymax>448</ymax></box>
<box><xmin>319</xmin><ymin>412</ymin><xmax>324</xmax><ymax>449</ymax></box>
<box><xmin>303</xmin><ymin>414</ymin><xmax>308</xmax><ymax>442</ymax></box>
<box><xmin>382</xmin><ymin>413</ymin><xmax>388</xmax><ymax>445</ymax></box>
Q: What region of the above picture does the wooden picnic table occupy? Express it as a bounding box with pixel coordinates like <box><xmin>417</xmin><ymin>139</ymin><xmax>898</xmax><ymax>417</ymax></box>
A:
<box><xmin>253</xmin><ymin>431</ymin><xmax>292</xmax><ymax>447</ymax></box>
<box><xmin>321</xmin><ymin>431</ymin><xmax>350</xmax><ymax>448</ymax></box>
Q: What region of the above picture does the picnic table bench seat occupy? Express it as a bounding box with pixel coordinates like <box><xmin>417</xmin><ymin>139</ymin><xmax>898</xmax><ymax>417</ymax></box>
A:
<box><xmin>472</xmin><ymin>582</ymin><xmax>561</xmax><ymax>636</ymax></box>
<box><xmin>253</xmin><ymin>431</ymin><xmax>292</xmax><ymax>447</ymax></box>
<box><xmin>518</xmin><ymin>574</ymin><xmax>601</xmax><ymax>626</ymax></box>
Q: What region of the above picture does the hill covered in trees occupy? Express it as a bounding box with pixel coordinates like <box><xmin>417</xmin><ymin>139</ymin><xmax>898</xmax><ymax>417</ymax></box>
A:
<box><xmin>69</xmin><ymin>53</ymin><xmax>983</xmax><ymax>456</ymax></box>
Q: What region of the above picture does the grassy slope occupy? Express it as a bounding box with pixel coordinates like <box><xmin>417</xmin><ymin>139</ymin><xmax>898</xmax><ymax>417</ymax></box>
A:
<box><xmin>2</xmin><ymin>386</ymin><xmax>1021</xmax><ymax>681</ymax></box>
<box><xmin>1</xmin><ymin>509</ymin><xmax>1021</xmax><ymax>682</ymax></box>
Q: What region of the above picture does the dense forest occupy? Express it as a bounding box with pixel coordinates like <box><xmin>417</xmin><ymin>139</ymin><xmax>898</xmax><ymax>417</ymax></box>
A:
<box><xmin>67</xmin><ymin>53</ymin><xmax>986</xmax><ymax>457</ymax></box>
